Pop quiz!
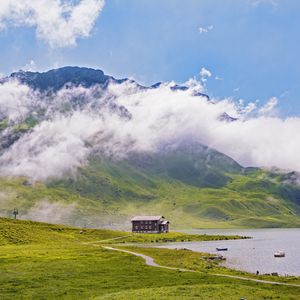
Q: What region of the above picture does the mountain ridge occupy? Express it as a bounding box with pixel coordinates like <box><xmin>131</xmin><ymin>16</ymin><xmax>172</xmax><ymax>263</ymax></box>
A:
<box><xmin>6</xmin><ymin>66</ymin><xmax>127</xmax><ymax>91</ymax></box>
<box><xmin>2</xmin><ymin>66</ymin><xmax>211</xmax><ymax>98</ymax></box>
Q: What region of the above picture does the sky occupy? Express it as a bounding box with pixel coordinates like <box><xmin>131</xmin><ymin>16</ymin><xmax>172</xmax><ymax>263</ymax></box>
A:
<box><xmin>0</xmin><ymin>0</ymin><xmax>300</xmax><ymax>116</ymax></box>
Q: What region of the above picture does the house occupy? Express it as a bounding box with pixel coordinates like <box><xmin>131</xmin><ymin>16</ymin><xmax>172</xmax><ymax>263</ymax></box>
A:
<box><xmin>131</xmin><ymin>215</ymin><xmax>169</xmax><ymax>233</ymax></box>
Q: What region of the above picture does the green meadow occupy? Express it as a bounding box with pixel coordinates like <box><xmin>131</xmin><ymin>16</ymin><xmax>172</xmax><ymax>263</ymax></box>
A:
<box><xmin>1</xmin><ymin>156</ymin><xmax>300</xmax><ymax>230</ymax></box>
<box><xmin>0</xmin><ymin>218</ymin><xmax>299</xmax><ymax>300</ymax></box>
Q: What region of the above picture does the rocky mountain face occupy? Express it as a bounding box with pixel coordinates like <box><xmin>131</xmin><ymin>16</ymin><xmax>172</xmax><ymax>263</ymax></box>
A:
<box><xmin>7</xmin><ymin>66</ymin><xmax>126</xmax><ymax>91</ymax></box>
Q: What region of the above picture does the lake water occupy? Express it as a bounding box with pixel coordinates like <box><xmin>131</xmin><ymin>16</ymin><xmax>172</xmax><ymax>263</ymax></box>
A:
<box><xmin>157</xmin><ymin>228</ymin><xmax>300</xmax><ymax>276</ymax></box>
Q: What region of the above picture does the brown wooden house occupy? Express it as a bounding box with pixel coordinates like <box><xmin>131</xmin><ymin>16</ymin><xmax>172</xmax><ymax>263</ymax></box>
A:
<box><xmin>131</xmin><ymin>215</ymin><xmax>169</xmax><ymax>233</ymax></box>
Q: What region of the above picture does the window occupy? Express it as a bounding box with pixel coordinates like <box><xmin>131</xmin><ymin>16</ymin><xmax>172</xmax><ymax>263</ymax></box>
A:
<box><xmin>135</xmin><ymin>226</ymin><xmax>138</xmax><ymax>229</ymax></box>
<box><xmin>149</xmin><ymin>226</ymin><xmax>152</xmax><ymax>230</ymax></box>
<box><xmin>145</xmin><ymin>226</ymin><xmax>148</xmax><ymax>229</ymax></box>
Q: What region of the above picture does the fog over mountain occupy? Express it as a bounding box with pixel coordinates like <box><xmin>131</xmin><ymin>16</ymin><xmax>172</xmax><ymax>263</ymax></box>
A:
<box><xmin>0</xmin><ymin>66</ymin><xmax>299</xmax><ymax>182</ymax></box>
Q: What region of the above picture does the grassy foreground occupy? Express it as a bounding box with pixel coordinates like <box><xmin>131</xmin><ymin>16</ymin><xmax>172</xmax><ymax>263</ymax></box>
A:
<box><xmin>0</xmin><ymin>218</ymin><xmax>299</xmax><ymax>299</ymax></box>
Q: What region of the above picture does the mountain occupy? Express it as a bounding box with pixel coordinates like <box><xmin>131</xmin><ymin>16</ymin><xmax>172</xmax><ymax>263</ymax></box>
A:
<box><xmin>0</xmin><ymin>66</ymin><xmax>300</xmax><ymax>229</ymax></box>
<box><xmin>3</xmin><ymin>66</ymin><xmax>211</xmax><ymax>96</ymax></box>
<box><xmin>6</xmin><ymin>66</ymin><xmax>128</xmax><ymax>92</ymax></box>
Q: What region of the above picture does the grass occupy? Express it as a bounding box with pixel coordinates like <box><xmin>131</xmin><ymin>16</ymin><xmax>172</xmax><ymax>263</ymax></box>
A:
<box><xmin>0</xmin><ymin>217</ymin><xmax>131</xmax><ymax>245</ymax></box>
<box><xmin>0</xmin><ymin>117</ymin><xmax>8</xmax><ymax>131</ymax></box>
<box><xmin>0</xmin><ymin>218</ymin><xmax>300</xmax><ymax>299</ymax></box>
<box><xmin>12</xmin><ymin>116</ymin><xmax>39</xmax><ymax>133</ymax></box>
<box><xmin>95</xmin><ymin>284</ymin><xmax>300</xmax><ymax>300</ymax></box>
<box><xmin>103</xmin><ymin>232</ymin><xmax>246</xmax><ymax>244</ymax></box>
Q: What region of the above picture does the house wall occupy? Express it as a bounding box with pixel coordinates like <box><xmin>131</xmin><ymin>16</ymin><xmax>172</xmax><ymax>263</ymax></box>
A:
<box><xmin>132</xmin><ymin>220</ymin><xmax>160</xmax><ymax>233</ymax></box>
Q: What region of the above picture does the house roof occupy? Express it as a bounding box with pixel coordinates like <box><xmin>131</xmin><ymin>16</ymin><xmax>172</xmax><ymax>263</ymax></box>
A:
<box><xmin>131</xmin><ymin>215</ymin><xmax>164</xmax><ymax>221</ymax></box>
<box><xmin>161</xmin><ymin>220</ymin><xmax>169</xmax><ymax>224</ymax></box>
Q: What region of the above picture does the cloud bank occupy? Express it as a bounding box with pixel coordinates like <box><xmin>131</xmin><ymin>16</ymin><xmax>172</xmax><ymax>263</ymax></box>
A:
<box><xmin>0</xmin><ymin>77</ymin><xmax>299</xmax><ymax>181</ymax></box>
<box><xmin>0</xmin><ymin>0</ymin><xmax>105</xmax><ymax>47</ymax></box>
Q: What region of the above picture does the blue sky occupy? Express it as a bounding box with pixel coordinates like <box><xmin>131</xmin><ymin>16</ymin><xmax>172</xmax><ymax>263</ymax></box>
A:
<box><xmin>1</xmin><ymin>0</ymin><xmax>300</xmax><ymax>116</ymax></box>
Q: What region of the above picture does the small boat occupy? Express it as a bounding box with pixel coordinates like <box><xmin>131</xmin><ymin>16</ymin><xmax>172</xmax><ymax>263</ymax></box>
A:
<box><xmin>274</xmin><ymin>251</ymin><xmax>285</xmax><ymax>258</ymax></box>
<box><xmin>216</xmin><ymin>247</ymin><xmax>228</xmax><ymax>251</ymax></box>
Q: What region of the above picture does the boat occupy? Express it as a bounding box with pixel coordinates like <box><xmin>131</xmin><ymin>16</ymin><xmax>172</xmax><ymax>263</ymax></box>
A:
<box><xmin>216</xmin><ymin>247</ymin><xmax>228</xmax><ymax>251</ymax></box>
<box><xmin>274</xmin><ymin>251</ymin><xmax>285</xmax><ymax>258</ymax></box>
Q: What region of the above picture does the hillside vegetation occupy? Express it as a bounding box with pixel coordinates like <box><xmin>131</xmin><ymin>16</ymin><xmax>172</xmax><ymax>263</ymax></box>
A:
<box><xmin>1</xmin><ymin>144</ymin><xmax>300</xmax><ymax>229</ymax></box>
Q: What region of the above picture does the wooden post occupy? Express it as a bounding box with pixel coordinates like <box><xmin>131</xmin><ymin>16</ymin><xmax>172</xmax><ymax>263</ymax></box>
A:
<box><xmin>13</xmin><ymin>208</ymin><xmax>18</xmax><ymax>219</ymax></box>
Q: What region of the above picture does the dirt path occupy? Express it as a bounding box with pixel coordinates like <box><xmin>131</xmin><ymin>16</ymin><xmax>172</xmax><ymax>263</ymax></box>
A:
<box><xmin>103</xmin><ymin>246</ymin><xmax>300</xmax><ymax>288</ymax></box>
<box><xmin>83</xmin><ymin>235</ymin><xmax>133</xmax><ymax>245</ymax></box>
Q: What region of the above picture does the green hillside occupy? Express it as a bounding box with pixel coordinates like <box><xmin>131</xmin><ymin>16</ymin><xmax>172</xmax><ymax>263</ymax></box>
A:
<box><xmin>1</xmin><ymin>144</ymin><xmax>300</xmax><ymax>229</ymax></box>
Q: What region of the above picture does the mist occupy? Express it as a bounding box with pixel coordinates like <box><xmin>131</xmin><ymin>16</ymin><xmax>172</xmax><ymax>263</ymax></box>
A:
<box><xmin>21</xmin><ymin>200</ymin><xmax>77</xmax><ymax>224</ymax></box>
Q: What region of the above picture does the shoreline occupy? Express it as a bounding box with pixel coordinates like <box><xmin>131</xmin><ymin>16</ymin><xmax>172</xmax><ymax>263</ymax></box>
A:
<box><xmin>104</xmin><ymin>245</ymin><xmax>300</xmax><ymax>287</ymax></box>
<box><xmin>150</xmin><ymin>228</ymin><xmax>300</xmax><ymax>277</ymax></box>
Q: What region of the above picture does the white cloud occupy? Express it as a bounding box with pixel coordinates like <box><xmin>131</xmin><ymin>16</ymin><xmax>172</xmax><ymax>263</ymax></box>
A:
<box><xmin>258</xmin><ymin>97</ymin><xmax>278</xmax><ymax>116</ymax></box>
<box><xmin>215</xmin><ymin>76</ymin><xmax>223</xmax><ymax>81</ymax></box>
<box><xmin>1</xmin><ymin>79</ymin><xmax>300</xmax><ymax>181</ymax></box>
<box><xmin>0</xmin><ymin>79</ymin><xmax>39</xmax><ymax>121</ymax></box>
<box><xmin>21</xmin><ymin>60</ymin><xmax>37</xmax><ymax>72</ymax></box>
<box><xmin>237</xmin><ymin>100</ymin><xmax>257</xmax><ymax>115</ymax></box>
<box><xmin>0</xmin><ymin>112</ymin><xmax>103</xmax><ymax>181</ymax></box>
<box><xmin>185</xmin><ymin>78</ymin><xmax>205</xmax><ymax>94</ymax></box>
<box><xmin>199</xmin><ymin>25</ymin><xmax>213</xmax><ymax>34</ymax></box>
<box><xmin>0</xmin><ymin>0</ymin><xmax>105</xmax><ymax>47</ymax></box>
<box><xmin>200</xmin><ymin>67</ymin><xmax>212</xmax><ymax>82</ymax></box>
<box><xmin>250</xmin><ymin>0</ymin><xmax>277</xmax><ymax>7</ymax></box>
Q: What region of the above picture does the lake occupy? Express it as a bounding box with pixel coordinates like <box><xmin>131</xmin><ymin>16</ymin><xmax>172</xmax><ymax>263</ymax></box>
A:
<box><xmin>157</xmin><ymin>228</ymin><xmax>300</xmax><ymax>276</ymax></box>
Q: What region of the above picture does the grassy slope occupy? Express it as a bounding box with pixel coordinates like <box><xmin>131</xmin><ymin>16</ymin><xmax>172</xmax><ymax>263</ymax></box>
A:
<box><xmin>1</xmin><ymin>157</ymin><xmax>300</xmax><ymax>229</ymax></box>
<box><xmin>47</xmin><ymin>158</ymin><xmax>300</xmax><ymax>228</ymax></box>
<box><xmin>0</xmin><ymin>218</ymin><xmax>299</xmax><ymax>300</ymax></box>
<box><xmin>0</xmin><ymin>149</ymin><xmax>300</xmax><ymax>229</ymax></box>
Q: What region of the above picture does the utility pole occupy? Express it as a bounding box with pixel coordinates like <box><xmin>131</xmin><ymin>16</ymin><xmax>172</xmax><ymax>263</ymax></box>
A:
<box><xmin>13</xmin><ymin>208</ymin><xmax>18</xmax><ymax>219</ymax></box>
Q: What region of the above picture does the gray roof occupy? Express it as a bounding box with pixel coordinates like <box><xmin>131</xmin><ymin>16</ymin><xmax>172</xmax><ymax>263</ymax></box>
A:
<box><xmin>161</xmin><ymin>220</ymin><xmax>169</xmax><ymax>224</ymax></box>
<box><xmin>131</xmin><ymin>215</ymin><xmax>164</xmax><ymax>221</ymax></box>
